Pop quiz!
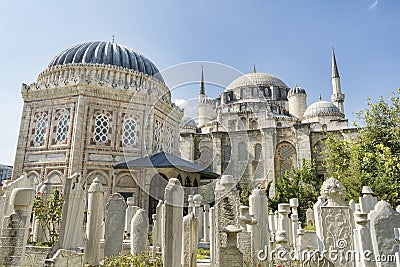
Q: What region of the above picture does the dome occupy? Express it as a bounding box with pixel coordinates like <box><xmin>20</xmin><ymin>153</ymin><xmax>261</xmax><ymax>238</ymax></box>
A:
<box><xmin>288</xmin><ymin>85</ymin><xmax>306</xmax><ymax>96</ymax></box>
<box><xmin>303</xmin><ymin>100</ymin><xmax>342</xmax><ymax>118</ymax></box>
<box><xmin>47</xmin><ymin>41</ymin><xmax>163</xmax><ymax>82</ymax></box>
<box><xmin>226</xmin><ymin>72</ymin><xmax>288</xmax><ymax>90</ymax></box>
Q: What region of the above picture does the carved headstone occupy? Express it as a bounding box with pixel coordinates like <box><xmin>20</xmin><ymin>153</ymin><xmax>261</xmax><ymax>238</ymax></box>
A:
<box><xmin>203</xmin><ymin>204</ymin><xmax>210</xmax><ymax>242</ymax></box>
<box><xmin>369</xmin><ymin>201</ymin><xmax>400</xmax><ymax>267</ymax></box>
<box><xmin>318</xmin><ymin>178</ymin><xmax>355</xmax><ymax>267</ymax></box>
<box><xmin>84</xmin><ymin>178</ymin><xmax>104</xmax><ymax>266</ymax></box>
<box><xmin>306</xmin><ymin>207</ymin><xmax>314</xmax><ymax>227</ymax></box>
<box><xmin>104</xmin><ymin>193</ymin><xmax>127</xmax><ymax>258</ymax></box>
<box><xmin>130</xmin><ymin>209</ymin><xmax>149</xmax><ymax>254</ymax></box>
<box><xmin>162</xmin><ymin>178</ymin><xmax>184</xmax><ymax>267</ymax></box>
<box><xmin>220</xmin><ymin>225</ymin><xmax>243</xmax><ymax>267</ymax></box>
<box><xmin>193</xmin><ymin>194</ymin><xmax>203</xmax><ymax>241</ymax></box>
<box><xmin>0</xmin><ymin>188</ymin><xmax>35</xmax><ymax>267</ymax></box>
<box><xmin>353</xmin><ymin>211</ymin><xmax>375</xmax><ymax>267</ymax></box>
<box><xmin>181</xmin><ymin>212</ymin><xmax>197</xmax><ymax>267</ymax></box>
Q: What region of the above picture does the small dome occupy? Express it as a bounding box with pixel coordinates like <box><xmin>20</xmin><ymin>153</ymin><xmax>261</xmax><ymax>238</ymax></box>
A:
<box><xmin>226</xmin><ymin>72</ymin><xmax>288</xmax><ymax>91</ymax></box>
<box><xmin>288</xmin><ymin>85</ymin><xmax>306</xmax><ymax>96</ymax></box>
<box><xmin>47</xmin><ymin>41</ymin><xmax>163</xmax><ymax>82</ymax></box>
<box><xmin>303</xmin><ymin>100</ymin><xmax>342</xmax><ymax>118</ymax></box>
<box><xmin>180</xmin><ymin>116</ymin><xmax>197</xmax><ymax>128</ymax></box>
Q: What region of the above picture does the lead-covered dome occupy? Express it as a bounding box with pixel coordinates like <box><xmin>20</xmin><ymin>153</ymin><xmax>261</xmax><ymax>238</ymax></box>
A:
<box><xmin>226</xmin><ymin>72</ymin><xmax>288</xmax><ymax>90</ymax></box>
<box><xmin>288</xmin><ymin>85</ymin><xmax>306</xmax><ymax>96</ymax></box>
<box><xmin>303</xmin><ymin>100</ymin><xmax>342</xmax><ymax>118</ymax></box>
<box><xmin>47</xmin><ymin>41</ymin><xmax>163</xmax><ymax>82</ymax></box>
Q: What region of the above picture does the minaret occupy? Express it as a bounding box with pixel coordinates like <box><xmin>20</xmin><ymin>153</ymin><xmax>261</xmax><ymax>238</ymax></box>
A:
<box><xmin>331</xmin><ymin>47</ymin><xmax>345</xmax><ymax>113</ymax></box>
<box><xmin>197</xmin><ymin>67</ymin><xmax>215</xmax><ymax>127</ymax></box>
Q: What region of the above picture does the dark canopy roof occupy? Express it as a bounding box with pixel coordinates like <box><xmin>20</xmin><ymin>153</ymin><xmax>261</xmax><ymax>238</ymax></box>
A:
<box><xmin>114</xmin><ymin>151</ymin><xmax>219</xmax><ymax>178</ymax></box>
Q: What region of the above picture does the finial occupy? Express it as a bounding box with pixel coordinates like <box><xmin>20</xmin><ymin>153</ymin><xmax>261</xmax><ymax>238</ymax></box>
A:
<box><xmin>200</xmin><ymin>66</ymin><xmax>205</xmax><ymax>95</ymax></box>
<box><xmin>319</xmin><ymin>94</ymin><xmax>322</xmax><ymax>101</ymax></box>
<box><xmin>253</xmin><ymin>65</ymin><xmax>257</xmax><ymax>73</ymax></box>
<box><xmin>112</xmin><ymin>35</ymin><xmax>115</xmax><ymax>43</ymax></box>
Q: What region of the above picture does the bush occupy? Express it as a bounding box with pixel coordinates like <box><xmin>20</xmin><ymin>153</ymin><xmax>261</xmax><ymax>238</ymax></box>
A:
<box><xmin>103</xmin><ymin>252</ymin><xmax>163</xmax><ymax>267</ymax></box>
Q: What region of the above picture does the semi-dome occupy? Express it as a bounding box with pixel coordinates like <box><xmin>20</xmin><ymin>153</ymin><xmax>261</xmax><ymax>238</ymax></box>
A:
<box><xmin>226</xmin><ymin>72</ymin><xmax>288</xmax><ymax>91</ymax></box>
<box><xmin>288</xmin><ymin>85</ymin><xmax>306</xmax><ymax>96</ymax></box>
<box><xmin>47</xmin><ymin>41</ymin><xmax>163</xmax><ymax>82</ymax></box>
<box><xmin>303</xmin><ymin>100</ymin><xmax>342</xmax><ymax>118</ymax></box>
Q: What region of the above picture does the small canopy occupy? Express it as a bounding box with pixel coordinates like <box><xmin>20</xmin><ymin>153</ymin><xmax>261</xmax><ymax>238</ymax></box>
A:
<box><xmin>114</xmin><ymin>151</ymin><xmax>219</xmax><ymax>178</ymax></box>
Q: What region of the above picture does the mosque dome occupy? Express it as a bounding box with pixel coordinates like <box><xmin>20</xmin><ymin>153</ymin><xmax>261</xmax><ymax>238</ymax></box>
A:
<box><xmin>47</xmin><ymin>41</ymin><xmax>163</xmax><ymax>82</ymax></box>
<box><xmin>303</xmin><ymin>100</ymin><xmax>342</xmax><ymax>118</ymax></box>
<box><xmin>226</xmin><ymin>72</ymin><xmax>288</xmax><ymax>91</ymax></box>
<box><xmin>288</xmin><ymin>85</ymin><xmax>306</xmax><ymax>96</ymax></box>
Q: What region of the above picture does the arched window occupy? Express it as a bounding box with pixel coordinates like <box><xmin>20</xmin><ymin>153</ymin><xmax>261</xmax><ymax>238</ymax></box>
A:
<box><xmin>123</xmin><ymin>117</ymin><xmax>137</xmax><ymax>146</ymax></box>
<box><xmin>177</xmin><ymin>174</ymin><xmax>182</xmax><ymax>185</ymax></box>
<box><xmin>185</xmin><ymin>176</ymin><xmax>191</xmax><ymax>187</ymax></box>
<box><xmin>154</xmin><ymin>121</ymin><xmax>162</xmax><ymax>152</ymax></box>
<box><xmin>250</xmin><ymin>120</ymin><xmax>258</xmax><ymax>130</ymax></box>
<box><xmin>240</xmin><ymin>117</ymin><xmax>247</xmax><ymax>130</ymax></box>
<box><xmin>238</xmin><ymin>142</ymin><xmax>248</xmax><ymax>161</ymax></box>
<box><xmin>56</xmin><ymin>112</ymin><xmax>69</xmax><ymax>144</ymax></box>
<box><xmin>254</xmin><ymin>143</ymin><xmax>262</xmax><ymax>161</ymax></box>
<box><xmin>34</xmin><ymin>113</ymin><xmax>47</xmax><ymax>147</ymax></box>
<box><xmin>94</xmin><ymin>114</ymin><xmax>109</xmax><ymax>143</ymax></box>
<box><xmin>165</xmin><ymin>129</ymin><xmax>172</xmax><ymax>153</ymax></box>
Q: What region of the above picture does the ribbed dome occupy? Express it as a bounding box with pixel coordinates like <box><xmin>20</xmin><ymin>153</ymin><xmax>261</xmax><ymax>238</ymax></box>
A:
<box><xmin>226</xmin><ymin>72</ymin><xmax>288</xmax><ymax>90</ymax></box>
<box><xmin>288</xmin><ymin>85</ymin><xmax>306</xmax><ymax>96</ymax></box>
<box><xmin>303</xmin><ymin>100</ymin><xmax>342</xmax><ymax>118</ymax></box>
<box><xmin>48</xmin><ymin>41</ymin><xmax>163</xmax><ymax>82</ymax></box>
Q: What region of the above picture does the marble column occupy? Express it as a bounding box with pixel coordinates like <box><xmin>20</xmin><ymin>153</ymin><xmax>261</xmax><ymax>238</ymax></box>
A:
<box><xmin>84</xmin><ymin>178</ymin><xmax>104</xmax><ymax>266</ymax></box>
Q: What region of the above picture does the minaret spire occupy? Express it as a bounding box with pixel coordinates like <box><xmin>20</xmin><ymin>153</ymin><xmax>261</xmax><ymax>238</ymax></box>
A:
<box><xmin>331</xmin><ymin>47</ymin><xmax>345</xmax><ymax>114</ymax></box>
<box><xmin>200</xmin><ymin>66</ymin><xmax>205</xmax><ymax>95</ymax></box>
<box><xmin>332</xmin><ymin>47</ymin><xmax>340</xmax><ymax>78</ymax></box>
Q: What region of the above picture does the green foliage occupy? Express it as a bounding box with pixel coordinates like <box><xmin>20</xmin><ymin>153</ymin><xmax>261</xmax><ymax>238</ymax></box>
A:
<box><xmin>268</xmin><ymin>159</ymin><xmax>322</xmax><ymax>224</ymax></box>
<box><xmin>32</xmin><ymin>189</ymin><xmax>64</xmax><ymax>247</ymax></box>
<box><xmin>237</xmin><ymin>181</ymin><xmax>251</xmax><ymax>206</ymax></box>
<box><xmin>323</xmin><ymin>89</ymin><xmax>400</xmax><ymax>207</ymax></box>
<box><xmin>197</xmin><ymin>248</ymin><xmax>210</xmax><ymax>259</ymax></box>
<box><xmin>103</xmin><ymin>252</ymin><xmax>163</xmax><ymax>267</ymax></box>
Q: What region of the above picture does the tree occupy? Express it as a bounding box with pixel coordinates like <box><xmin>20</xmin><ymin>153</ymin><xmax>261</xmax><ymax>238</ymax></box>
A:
<box><xmin>267</xmin><ymin>159</ymin><xmax>322</xmax><ymax>224</ymax></box>
<box><xmin>323</xmin><ymin>89</ymin><xmax>400</xmax><ymax>207</ymax></box>
<box><xmin>32</xmin><ymin>189</ymin><xmax>64</xmax><ymax>246</ymax></box>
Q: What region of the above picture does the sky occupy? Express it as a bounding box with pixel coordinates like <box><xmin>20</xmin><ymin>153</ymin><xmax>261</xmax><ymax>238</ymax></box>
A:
<box><xmin>0</xmin><ymin>0</ymin><xmax>399</xmax><ymax>165</ymax></box>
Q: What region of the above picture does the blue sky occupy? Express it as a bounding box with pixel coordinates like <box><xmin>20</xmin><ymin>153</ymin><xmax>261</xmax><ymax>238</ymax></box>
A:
<box><xmin>0</xmin><ymin>0</ymin><xmax>399</xmax><ymax>165</ymax></box>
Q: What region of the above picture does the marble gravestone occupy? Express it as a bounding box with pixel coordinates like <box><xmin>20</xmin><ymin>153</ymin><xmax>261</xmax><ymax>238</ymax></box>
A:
<box><xmin>131</xmin><ymin>209</ymin><xmax>149</xmax><ymax>255</ymax></box>
<box><xmin>182</xmin><ymin>212</ymin><xmax>197</xmax><ymax>267</ymax></box>
<box><xmin>104</xmin><ymin>193</ymin><xmax>127</xmax><ymax>258</ymax></box>
<box><xmin>368</xmin><ymin>201</ymin><xmax>400</xmax><ymax>267</ymax></box>
<box><xmin>162</xmin><ymin>178</ymin><xmax>184</xmax><ymax>267</ymax></box>
<box><xmin>318</xmin><ymin>178</ymin><xmax>355</xmax><ymax>267</ymax></box>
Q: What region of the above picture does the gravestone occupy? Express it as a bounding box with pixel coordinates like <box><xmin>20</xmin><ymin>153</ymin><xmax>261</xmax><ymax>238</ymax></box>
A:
<box><xmin>153</xmin><ymin>200</ymin><xmax>163</xmax><ymax>252</ymax></box>
<box><xmin>55</xmin><ymin>173</ymin><xmax>86</xmax><ymax>250</ymax></box>
<box><xmin>238</xmin><ymin>206</ymin><xmax>256</xmax><ymax>267</ymax></box>
<box><xmin>162</xmin><ymin>178</ymin><xmax>184</xmax><ymax>267</ymax></box>
<box><xmin>313</xmin><ymin>195</ymin><xmax>324</xmax><ymax>251</ymax></box>
<box><xmin>209</xmin><ymin>207</ymin><xmax>216</xmax><ymax>266</ymax></box>
<box><xmin>181</xmin><ymin>212</ymin><xmax>197</xmax><ymax>267</ymax></box>
<box><xmin>104</xmin><ymin>193</ymin><xmax>127</xmax><ymax>258</ymax></box>
<box><xmin>249</xmin><ymin>188</ymin><xmax>269</xmax><ymax>256</ymax></box>
<box><xmin>353</xmin><ymin>211</ymin><xmax>375</xmax><ymax>267</ymax></box>
<box><xmin>84</xmin><ymin>178</ymin><xmax>104</xmax><ymax>266</ymax></box>
<box><xmin>290</xmin><ymin>198</ymin><xmax>300</xmax><ymax>248</ymax></box>
<box><xmin>2</xmin><ymin>173</ymin><xmax>34</xmax><ymax>216</ymax></box>
<box><xmin>0</xmin><ymin>188</ymin><xmax>35</xmax><ymax>267</ymax></box>
<box><xmin>219</xmin><ymin>225</ymin><xmax>243</xmax><ymax>267</ymax></box>
<box><xmin>306</xmin><ymin>207</ymin><xmax>314</xmax><ymax>227</ymax></box>
<box><xmin>318</xmin><ymin>178</ymin><xmax>355</xmax><ymax>267</ymax></box>
<box><xmin>131</xmin><ymin>209</ymin><xmax>149</xmax><ymax>254</ymax></box>
<box><xmin>214</xmin><ymin>175</ymin><xmax>240</xmax><ymax>267</ymax></box>
<box><xmin>32</xmin><ymin>182</ymin><xmax>52</xmax><ymax>244</ymax></box>
<box><xmin>193</xmin><ymin>194</ymin><xmax>203</xmax><ymax>241</ymax></box>
<box><xmin>359</xmin><ymin>186</ymin><xmax>378</xmax><ymax>214</ymax></box>
<box><xmin>369</xmin><ymin>201</ymin><xmax>400</xmax><ymax>267</ymax></box>
<box><xmin>394</xmin><ymin>228</ymin><xmax>399</xmax><ymax>267</ymax></box>
<box><xmin>124</xmin><ymin>196</ymin><xmax>139</xmax><ymax>238</ymax></box>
